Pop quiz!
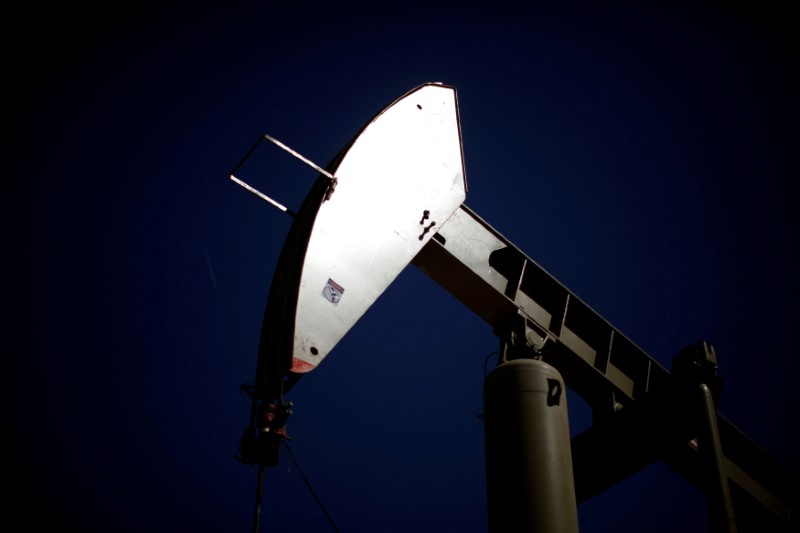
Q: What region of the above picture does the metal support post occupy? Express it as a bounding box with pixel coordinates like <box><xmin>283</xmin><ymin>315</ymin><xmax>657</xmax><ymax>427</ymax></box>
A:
<box><xmin>672</xmin><ymin>340</ymin><xmax>738</xmax><ymax>533</ymax></box>
<box><xmin>696</xmin><ymin>382</ymin><xmax>738</xmax><ymax>533</ymax></box>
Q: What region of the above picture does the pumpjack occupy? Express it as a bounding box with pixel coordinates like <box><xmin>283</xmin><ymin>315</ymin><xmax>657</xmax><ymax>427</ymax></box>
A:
<box><xmin>232</xmin><ymin>83</ymin><xmax>798</xmax><ymax>532</ymax></box>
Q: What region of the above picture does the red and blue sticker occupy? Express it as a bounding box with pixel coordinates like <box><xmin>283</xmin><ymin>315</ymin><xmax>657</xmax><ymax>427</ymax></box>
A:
<box><xmin>322</xmin><ymin>278</ymin><xmax>345</xmax><ymax>304</ymax></box>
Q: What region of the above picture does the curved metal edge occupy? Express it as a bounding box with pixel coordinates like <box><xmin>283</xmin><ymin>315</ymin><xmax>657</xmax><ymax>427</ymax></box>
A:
<box><xmin>255</xmin><ymin>174</ymin><xmax>333</xmax><ymax>401</ymax></box>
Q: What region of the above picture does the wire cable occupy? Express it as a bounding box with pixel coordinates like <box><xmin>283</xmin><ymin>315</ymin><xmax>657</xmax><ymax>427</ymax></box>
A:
<box><xmin>282</xmin><ymin>442</ymin><xmax>340</xmax><ymax>532</ymax></box>
<box><xmin>484</xmin><ymin>350</ymin><xmax>500</xmax><ymax>377</ymax></box>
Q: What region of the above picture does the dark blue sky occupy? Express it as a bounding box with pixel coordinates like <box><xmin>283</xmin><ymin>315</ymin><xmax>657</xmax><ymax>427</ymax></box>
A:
<box><xmin>7</xmin><ymin>2</ymin><xmax>799</xmax><ymax>532</ymax></box>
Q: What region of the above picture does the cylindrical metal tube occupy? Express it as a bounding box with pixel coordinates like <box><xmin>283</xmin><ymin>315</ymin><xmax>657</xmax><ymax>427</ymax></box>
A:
<box><xmin>484</xmin><ymin>359</ymin><xmax>579</xmax><ymax>532</ymax></box>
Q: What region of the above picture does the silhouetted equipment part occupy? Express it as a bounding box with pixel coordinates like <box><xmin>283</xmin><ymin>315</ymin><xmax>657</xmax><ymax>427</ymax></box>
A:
<box><xmin>232</xmin><ymin>82</ymin><xmax>798</xmax><ymax>532</ymax></box>
<box><xmin>235</xmin><ymin>393</ymin><xmax>293</xmax><ymax>533</ymax></box>
<box><xmin>236</xmin><ymin>394</ymin><xmax>292</xmax><ymax>468</ymax></box>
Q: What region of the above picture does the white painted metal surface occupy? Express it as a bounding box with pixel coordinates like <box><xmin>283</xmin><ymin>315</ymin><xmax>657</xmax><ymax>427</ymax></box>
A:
<box><xmin>290</xmin><ymin>83</ymin><xmax>467</xmax><ymax>372</ymax></box>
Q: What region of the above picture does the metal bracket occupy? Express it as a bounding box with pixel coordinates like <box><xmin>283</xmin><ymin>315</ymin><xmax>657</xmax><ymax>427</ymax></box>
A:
<box><xmin>228</xmin><ymin>134</ymin><xmax>338</xmax><ymax>216</ymax></box>
<box><xmin>495</xmin><ymin>311</ymin><xmax>551</xmax><ymax>363</ymax></box>
<box><xmin>672</xmin><ymin>339</ymin><xmax>724</xmax><ymax>403</ymax></box>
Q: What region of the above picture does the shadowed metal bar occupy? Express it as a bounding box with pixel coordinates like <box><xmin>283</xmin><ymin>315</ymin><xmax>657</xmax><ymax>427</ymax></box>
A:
<box><xmin>229</xmin><ymin>174</ymin><xmax>296</xmax><ymax>216</ymax></box>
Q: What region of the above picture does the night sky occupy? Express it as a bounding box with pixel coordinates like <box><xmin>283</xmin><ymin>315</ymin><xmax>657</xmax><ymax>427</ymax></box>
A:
<box><xmin>7</xmin><ymin>2</ymin><xmax>799</xmax><ymax>532</ymax></box>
